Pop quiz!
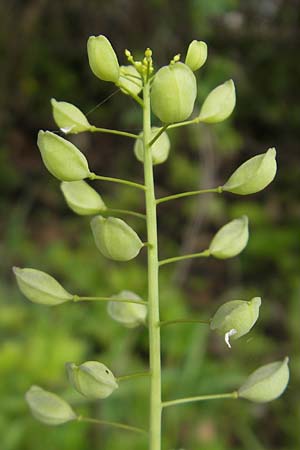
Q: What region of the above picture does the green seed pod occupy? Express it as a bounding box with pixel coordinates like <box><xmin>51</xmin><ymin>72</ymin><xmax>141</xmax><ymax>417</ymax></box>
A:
<box><xmin>185</xmin><ymin>40</ymin><xmax>208</xmax><ymax>71</ymax></box>
<box><xmin>25</xmin><ymin>386</ymin><xmax>76</xmax><ymax>425</ymax></box>
<box><xmin>66</xmin><ymin>361</ymin><xmax>118</xmax><ymax>400</ymax></box>
<box><xmin>223</xmin><ymin>148</ymin><xmax>277</xmax><ymax>195</ymax></box>
<box><xmin>37</xmin><ymin>131</ymin><xmax>91</xmax><ymax>181</ymax></box>
<box><xmin>51</xmin><ymin>99</ymin><xmax>91</xmax><ymax>134</ymax></box>
<box><xmin>118</xmin><ymin>65</ymin><xmax>142</xmax><ymax>96</ymax></box>
<box><xmin>134</xmin><ymin>127</ymin><xmax>170</xmax><ymax>165</ymax></box>
<box><xmin>107</xmin><ymin>290</ymin><xmax>147</xmax><ymax>328</ymax></box>
<box><xmin>238</xmin><ymin>357</ymin><xmax>289</xmax><ymax>403</ymax></box>
<box><xmin>87</xmin><ymin>35</ymin><xmax>120</xmax><ymax>83</ymax></box>
<box><xmin>61</xmin><ymin>180</ymin><xmax>107</xmax><ymax>216</ymax></box>
<box><xmin>151</xmin><ymin>62</ymin><xmax>197</xmax><ymax>123</ymax></box>
<box><xmin>90</xmin><ymin>216</ymin><xmax>143</xmax><ymax>261</ymax></box>
<box><xmin>13</xmin><ymin>267</ymin><xmax>73</xmax><ymax>305</ymax></box>
<box><xmin>209</xmin><ymin>215</ymin><xmax>249</xmax><ymax>259</ymax></box>
<box><xmin>198</xmin><ymin>79</ymin><xmax>236</xmax><ymax>123</ymax></box>
<box><xmin>210</xmin><ymin>297</ymin><xmax>261</xmax><ymax>348</ymax></box>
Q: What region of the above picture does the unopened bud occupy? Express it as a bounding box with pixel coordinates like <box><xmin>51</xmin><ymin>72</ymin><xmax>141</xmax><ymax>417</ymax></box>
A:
<box><xmin>13</xmin><ymin>267</ymin><xmax>73</xmax><ymax>305</ymax></box>
<box><xmin>51</xmin><ymin>99</ymin><xmax>91</xmax><ymax>134</ymax></box>
<box><xmin>185</xmin><ymin>40</ymin><xmax>207</xmax><ymax>71</ymax></box>
<box><xmin>151</xmin><ymin>62</ymin><xmax>197</xmax><ymax>123</ymax></box>
<box><xmin>134</xmin><ymin>127</ymin><xmax>170</xmax><ymax>165</ymax></box>
<box><xmin>209</xmin><ymin>216</ymin><xmax>249</xmax><ymax>259</ymax></box>
<box><xmin>223</xmin><ymin>148</ymin><xmax>277</xmax><ymax>195</ymax></box>
<box><xmin>199</xmin><ymin>79</ymin><xmax>236</xmax><ymax>123</ymax></box>
<box><xmin>118</xmin><ymin>65</ymin><xmax>142</xmax><ymax>95</ymax></box>
<box><xmin>25</xmin><ymin>386</ymin><xmax>76</xmax><ymax>425</ymax></box>
<box><xmin>61</xmin><ymin>181</ymin><xmax>106</xmax><ymax>215</ymax></box>
<box><xmin>37</xmin><ymin>131</ymin><xmax>91</xmax><ymax>181</ymax></box>
<box><xmin>107</xmin><ymin>290</ymin><xmax>147</xmax><ymax>327</ymax></box>
<box><xmin>90</xmin><ymin>216</ymin><xmax>143</xmax><ymax>261</ymax></box>
<box><xmin>87</xmin><ymin>35</ymin><xmax>119</xmax><ymax>82</ymax></box>
<box><xmin>66</xmin><ymin>361</ymin><xmax>118</xmax><ymax>400</ymax></box>
<box><xmin>238</xmin><ymin>357</ymin><xmax>289</xmax><ymax>403</ymax></box>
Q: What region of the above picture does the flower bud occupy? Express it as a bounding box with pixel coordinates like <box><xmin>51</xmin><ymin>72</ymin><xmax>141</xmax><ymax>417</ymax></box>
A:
<box><xmin>90</xmin><ymin>216</ymin><xmax>143</xmax><ymax>261</ymax></box>
<box><xmin>66</xmin><ymin>361</ymin><xmax>118</xmax><ymax>400</ymax></box>
<box><xmin>107</xmin><ymin>290</ymin><xmax>147</xmax><ymax>328</ymax></box>
<box><xmin>13</xmin><ymin>267</ymin><xmax>73</xmax><ymax>305</ymax></box>
<box><xmin>25</xmin><ymin>386</ymin><xmax>76</xmax><ymax>425</ymax></box>
<box><xmin>210</xmin><ymin>297</ymin><xmax>261</xmax><ymax>348</ymax></box>
<box><xmin>37</xmin><ymin>131</ymin><xmax>91</xmax><ymax>181</ymax></box>
<box><xmin>118</xmin><ymin>65</ymin><xmax>142</xmax><ymax>96</ymax></box>
<box><xmin>134</xmin><ymin>127</ymin><xmax>170</xmax><ymax>165</ymax></box>
<box><xmin>61</xmin><ymin>181</ymin><xmax>106</xmax><ymax>216</ymax></box>
<box><xmin>198</xmin><ymin>79</ymin><xmax>236</xmax><ymax>123</ymax></box>
<box><xmin>238</xmin><ymin>357</ymin><xmax>289</xmax><ymax>403</ymax></box>
<box><xmin>87</xmin><ymin>35</ymin><xmax>120</xmax><ymax>83</ymax></box>
<box><xmin>209</xmin><ymin>215</ymin><xmax>249</xmax><ymax>259</ymax></box>
<box><xmin>51</xmin><ymin>99</ymin><xmax>91</xmax><ymax>134</ymax></box>
<box><xmin>223</xmin><ymin>148</ymin><xmax>277</xmax><ymax>195</ymax></box>
<box><xmin>185</xmin><ymin>40</ymin><xmax>207</xmax><ymax>71</ymax></box>
<box><xmin>151</xmin><ymin>62</ymin><xmax>197</xmax><ymax>123</ymax></box>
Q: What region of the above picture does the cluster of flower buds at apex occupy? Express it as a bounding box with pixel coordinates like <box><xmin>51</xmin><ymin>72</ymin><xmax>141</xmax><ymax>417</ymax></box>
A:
<box><xmin>25</xmin><ymin>386</ymin><xmax>76</xmax><ymax>425</ymax></box>
<box><xmin>223</xmin><ymin>148</ymin><xmax>277</xmax><ymax>195</ymax></box>
<box><xmin>13</xmin><ymin>267</ymin><xmax>73</xmax><ymax>305</ymax></box>
<box><xmin>90</xmin><ymin>216</ymin><xmax>143</xmax><ymax>261</ymax></box>
<box><xmin>61</xmin><ymin>180</ymin><xmax>107</xmax><ymax>216</ymax></box>
<box><xmin>66</xmin><ymin>361</ymin><xmax>118</xmax><ymax>400</ymax></box>
<box><xmin>37</xmin><ymin>131</ymin><xmax>91</xmax><ymax>181</ymax></box>
<box><xmin>51</xmin><ymin>99</ymin><xmax>91</xmax><ymax>134</ymax></box>
<box><xmin>185</xmin><ymin>40</ymin><xmax>208</xmax><ymax>72</ymax></box>
<box><xmin>210</xmin><ymin>297</ymin><xmax>261</xmax><ymax>348</ymax></box>
<box><xmin>107</xmin><ymin>290</ymin><xmax>147</xmax><ymax>328</ymax></box>
<box><xmin>134</xmin><ymin>127</ymin><xmax>170</xmax><ymax>165</ymax></box>
<box><xmin>117</xmin><ymin>65</ymin><xmax>143</xmax><ymax>96</ymax></box>
<box><xmin>238</xmin><ymin>357</ymin><xmax>289</xmax><ymax>403</ymax></box>
<box><xmin>87</xmin><ymin>35</ymin><xmax>120</xmax><ymax>83</ymax></box>
<box><xmin>151</xmin><ymin>62</ymin><xmax>197</xmax><ymax>123</ymax></box>
<box><xmin>198</xmin><ymin>79</ymin><xmax>236</xmax><ymax>124</ymax></box>
<box><xmin>209</xmin><ymin>215</ymin><xmax>249</xmax><ymax>259</ymax></box>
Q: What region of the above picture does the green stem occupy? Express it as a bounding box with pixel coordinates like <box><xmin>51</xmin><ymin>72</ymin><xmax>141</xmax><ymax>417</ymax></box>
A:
<box><xmin>116</xmin><ymin>84</ymin><xmax>144</xmax><ymax>107</ymax></box>
<box><xmin>117</xmin><ymin>370</ymin><xmax>151</xmax><ymax>381</ymax></box>
<box><xmin>90</xmin><ymin>126</ymin><xmax>138</xmax><ymax>139</ymax></box>
<box><xmin>148</xmin><ymin>123</ymin><xmax>170</xmax><ymax>147</ymax></box>
<box><xmin>159</xmin><ymin>249</ymin><xmax>210</xmax><ymax>267</ymax></box>
<box><xmin>143</xmin><ymin>81</ymin><xmax>162</xmax><ymax>450</ymax></box>
<box><xmin>106</xmin><ymin>208</ymin><xmax>146</xmax><ymax>220</ymax></box>
<box><xmin>162</xmin><ymin>391</ymin><xmax>238</xmax><ymax>408</ymax></box>
<box><xmin>159</xmin><ymin>318</ymin><xmax>210</xmax><ymax>328</ymax></box>
<box><xmin>73</xmin><ymin>295</ymin><xmax>148</xmax><ymax>305</ymax></box>
<box><xmin>168</xmin><ymin>118</ymin><xmax>199</xmax><ymax>130</ymax></box>
<box><xmin>77</xmin><ymin>416</ymin><xmax>147</xmax><ymax>434</ymax></box>
<box><xmin>89</xmin><ymin>173</ymin><xmax>146</xmax><ymax>191</ymax></box>
<box><xmin>156</xmin><ymin>187</ymin><xmax>223</xmax><ymax>205</ymax></box>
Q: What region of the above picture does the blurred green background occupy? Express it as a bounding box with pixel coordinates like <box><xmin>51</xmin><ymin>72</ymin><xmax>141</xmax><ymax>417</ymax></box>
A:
<box><xmin>1</xmin><ymin>0</ymin><xmax>299</xmax><ymax>449</ymax></box>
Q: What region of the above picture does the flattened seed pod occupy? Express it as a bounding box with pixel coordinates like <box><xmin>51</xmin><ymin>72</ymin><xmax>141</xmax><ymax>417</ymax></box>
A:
<box><xmin>185</xmin><ymin>40</ymin><xmax>207</xmax><ymax>71</ymax></box>
<box><xmin>61</xmin><ymin>180</ymin><xmax>107</xmax><ymax>215</ymax></box>
<box><xmin>87</xmin><ymin>35</ymin><xmax>120</xmax><ymax>82</ymax></box>
<box><xmin>134</xmin><ymin>127</ymin><xmax>170</xmax><ymax>165</ymax></box>
<box><xmin>199</xmin><ymin>79</ymin><xmax>236</xmax><ymax>123</ymax></box>
<box><xmin>209</xmin><ymin>216</ymin><xmax>249</xmax><ymax>259</ymax></box>
<box><xmin>107</xmin><ymin>290</ymin><xmax>147</xmax><ymax>328</ymax></box>
<box><xmin>51</xmin><ymin>99</ymin><xmax>91</xmax><ymax>134</ymax></box>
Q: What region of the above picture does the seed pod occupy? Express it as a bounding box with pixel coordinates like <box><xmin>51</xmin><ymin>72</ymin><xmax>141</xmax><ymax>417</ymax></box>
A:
<box><xmin>51</xmin><ymin>99</ymin><xmax>91</xmax><ymax>134</ymax></box>
<box><xmin>61</xmin><ymin>180</ymin><xmax>107</xmax><ymax>216</ymax></box>
<box><xmin>199</xmin><ymin>79</ymin><xmax>236</xmax><ymax>123</ymax></box>
<box><xmin>90</xmin><ymin>216</ymin><xmax>143</xmax><ymax>261</ymax></box>
<box><xmin>107</xmin><ymin>290</ymin><xmax>147</xmax><ymax>328</ymax></box>
<box><xmin>185</xmin><ymin>40</ymin><xmax>207</xmax><ymax>71</ymax></box>
<box><xmin>118</xmin><ymin>65</ymin><xmax>142</xmax><ymax>96</ymax></box>
<box><xmin>209</xmin><ymin>215</ymin><xmax>249</xmax><ymax>259</ymax></box>
<box><xmin>238</xmin><ymin>357</ymin><xmax>289</xmax><ymax>403</ymax></box>
<box><xmin>25</xmin><ymin>386</ymin><xmax>76</xmax><ymax>425</ymax></box>
<box><xmin>134</xmin><ymin>127</ymin><xmax>170</xmax><ymax>165</ymax></box>
<box><xmin>37</xmin><ymin>131</ymin><xmax>91</xmax><ymax>181</ymax></box>
<box><xmin>87</xmin><ymin>35</ymin><xmax>120</xmax><ymax>83</ymax></box>
<box><xmin>13</xmin><ymin>267</ymin><xmax>73</xmax><ymax>305</ymax></box>
<box><xmin>210</xmin><ymin>297</ymin><xmax>261</xmax><ymax>348</ymax></box>
<box><xmin>151</xmin><ymin>62</ymin><xmax>197</xmax><ymax>123</ymax></box>
<box><xmin>66</xmin><ymin>361</ymin><xmax>118</xmax><ymax>400</ymax></box>
<box><xmin>223</xmin><ymin>148</ymin><xmax>277</xmax><ymax>195</ymax></box>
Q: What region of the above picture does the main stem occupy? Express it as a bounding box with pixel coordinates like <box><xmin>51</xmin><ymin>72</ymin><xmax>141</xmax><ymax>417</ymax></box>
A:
<box><xmin>143</xmin><ymin>81</ymin><xmax>162</xmax><ymax>450</ymax></box>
